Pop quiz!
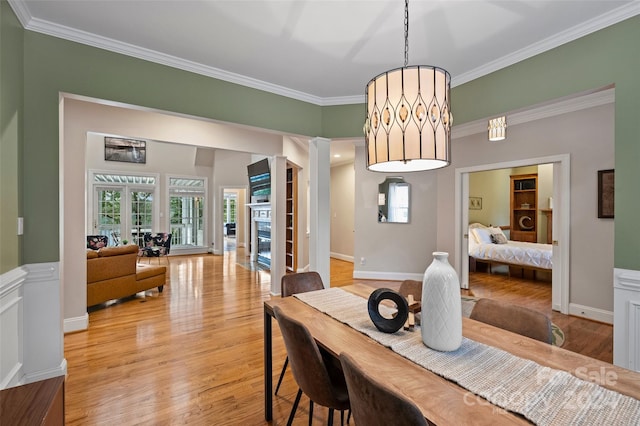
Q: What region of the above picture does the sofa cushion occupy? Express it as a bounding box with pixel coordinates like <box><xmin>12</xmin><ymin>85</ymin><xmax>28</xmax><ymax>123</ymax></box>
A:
<box><xmin>87</xmin><ymin>250</ymin><xmax>99</xmax><ymax>259</ymax></box>
<box><xmin>98</xmin><ymin>245</ymin><xmax>138</xmax><ymax>257</ymax></box>
<box><xmin>87</xmin><ymin>250</ymin><xmax>137</xmax><ymax>283</ymax></box>
<box><xmin>136</xmin><ymin>264</ymin><xmax>167</xmax><ymax>280</ymax></box>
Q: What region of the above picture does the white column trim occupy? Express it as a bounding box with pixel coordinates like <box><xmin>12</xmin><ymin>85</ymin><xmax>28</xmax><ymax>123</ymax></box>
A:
<box><xmin>309</xmin><ymin>137</ymin><xmax>331</xmax><ymax>287</ymax></box>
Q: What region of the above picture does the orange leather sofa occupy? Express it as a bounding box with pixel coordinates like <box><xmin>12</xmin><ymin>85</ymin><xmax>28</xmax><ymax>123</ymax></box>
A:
<box><xmin>86</xmin><ymin>244</ymin><xmax>166</xmax><ymax>307</ymax></box>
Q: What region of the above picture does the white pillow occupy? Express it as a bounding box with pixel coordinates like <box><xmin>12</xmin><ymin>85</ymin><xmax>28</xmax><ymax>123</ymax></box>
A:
<box><xmin>488</xmin><ymin>227</ymin><xmax>508</xmax><ymax>244</ymax></box>
<box><xmin>473</xmin><ymin>228</ymin><xmax>493</xmax><ymax>244</ymax></box>
<box><xmin>490</xmin><ymin>226</ymin><xmax>507</xmax><ymax>239</ymax></box>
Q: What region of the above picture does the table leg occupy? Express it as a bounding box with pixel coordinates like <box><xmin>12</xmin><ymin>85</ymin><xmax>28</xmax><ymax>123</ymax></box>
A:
<box><xmin>264</xmin><ymin>308</ymin><xmax>273</xmax><ymax>421</ymax></box>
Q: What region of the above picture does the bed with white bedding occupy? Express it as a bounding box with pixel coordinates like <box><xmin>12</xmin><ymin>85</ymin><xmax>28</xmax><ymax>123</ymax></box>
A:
<box><xmin>468</xmin><ymin>223</ymin><xmax>553</xmax><ymax>274</ymax></box>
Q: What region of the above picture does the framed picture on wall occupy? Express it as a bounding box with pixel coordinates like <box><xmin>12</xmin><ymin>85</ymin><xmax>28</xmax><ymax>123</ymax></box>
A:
<box><xmin>469</xmin><ymin>197</ymin><xmax>482</xmax><ymax>210</ymax></box>
<box><xmin>104</xmin><ymin>137</ymin><xmax>146</xmax><ymax>164</ymax></box>
<box><xmin>597</xmin><ymin>169</ymin><xmax>614</xmax><ymax>218</ymax></box>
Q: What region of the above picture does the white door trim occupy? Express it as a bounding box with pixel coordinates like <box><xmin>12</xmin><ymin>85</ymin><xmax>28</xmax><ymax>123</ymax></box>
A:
<box><xmin>455</xmin><ymin>153</ymin><xmax>570</xmax><ymax>314</ymax></box>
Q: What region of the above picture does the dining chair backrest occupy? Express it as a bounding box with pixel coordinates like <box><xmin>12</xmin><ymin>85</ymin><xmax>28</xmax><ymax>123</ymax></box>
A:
<box><xmin>281</xmin><ymin>271</ymin><xmax>324</xmax><ymax>297</ymax></box>
<box><xmin>273</xmin><ymin>306</ymin><xmax>350</xmax><ymax>411</ymax></box>
<box><xmin>470</xmin><ymin>298</ymin><xmax>552</xmax><ymax>344</ymax></box>
<box><xmin>398</xmin><ymin>279</ymin><xmax>422</xmax><ymax>302</ymax></box>
<box><xmin>339</xmin><ymin>352</ymin><xmax>428</xmax><ymax>426</ymax></box>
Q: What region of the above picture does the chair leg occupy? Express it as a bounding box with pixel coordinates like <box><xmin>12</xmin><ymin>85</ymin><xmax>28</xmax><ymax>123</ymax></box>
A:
<box><xmin>308</xmin><ymin>400</ymin><xmax>314</xmax><ymax>426</ymax></box>
<box><xmin>327</xmin><ymin>408</ymin><xmax>334</xmax><ymax>426</ymax></box>
<box><xmin>287</xmin><ymin>388</ymin><xmax>303</xmax><ymax>426</ymax></box>
<box><xmin>347</xmin><ymin>409</ymin><xmax>351</xmax><ymax>424</ymax></box>
<box><xmin>340</xmin><ymin>409</ymin><xmax>344</xmax><ymax>426</ymax></box>
<box><xmin>275</xmin><ymin>356</ymin><xmax>289</xmax><ymax>395</ymax></box>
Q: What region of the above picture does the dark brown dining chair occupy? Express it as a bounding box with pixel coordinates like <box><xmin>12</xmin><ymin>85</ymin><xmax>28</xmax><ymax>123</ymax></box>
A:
<box><xmin>275</xmin><ymin>271</ymin><xmax>325</xmax><ymax>395</ymax></box>
<box><xmin>470</xmin><ymin>298</ymin><xmax>552</xmax><ymax>344</ymax></box>
<box><xmin>273</xmin><ymin>306</ymin><xmax>350</xmax><ymax>426</ymax></box>
<box><xmin>398</xmin><ymin>279</ymin><xmax>422</xmax><ymax>302</ymax></box>
<box><xmin>340</xmin><ymin>352</ymin><xmax>429</xmax><ymax>426</ymax></box>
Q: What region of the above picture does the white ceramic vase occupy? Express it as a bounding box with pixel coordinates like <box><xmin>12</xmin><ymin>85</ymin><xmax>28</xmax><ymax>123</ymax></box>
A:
<box><xmin>421</xmin><ymin>252</ymin><xmax>462</xmax><ymax>351</ymax></box>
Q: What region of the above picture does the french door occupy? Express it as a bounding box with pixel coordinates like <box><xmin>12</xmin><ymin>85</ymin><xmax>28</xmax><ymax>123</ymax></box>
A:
<box><xmin>93</xmin><ymin>186</ymin><xmax>154</xmax><ymax>246</ymax></box>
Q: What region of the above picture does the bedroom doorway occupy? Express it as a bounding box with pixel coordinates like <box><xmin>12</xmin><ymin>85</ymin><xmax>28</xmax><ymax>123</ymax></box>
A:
<box><xmin>456</xmin><ymin>154</ymin><xmax>570</xmax><ymax>314</ymax></box>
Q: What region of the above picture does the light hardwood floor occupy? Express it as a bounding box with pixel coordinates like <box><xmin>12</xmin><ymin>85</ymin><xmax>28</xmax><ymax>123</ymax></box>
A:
<box><xmin>64</xmin><ymin>250</ymin><xmax>613</xmax><ymax>425</ymax></box>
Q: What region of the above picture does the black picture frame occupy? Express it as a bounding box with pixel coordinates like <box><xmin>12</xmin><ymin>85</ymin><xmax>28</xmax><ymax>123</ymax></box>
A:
<box><xmin>597</xmin><ymin>169</ymin><xmax>614</xmax><ymax>218</ymax></box>
<box><xmin>104</xmin><ymin>137</ymin><xmax>146</xmax><ymax>164</ymax></box>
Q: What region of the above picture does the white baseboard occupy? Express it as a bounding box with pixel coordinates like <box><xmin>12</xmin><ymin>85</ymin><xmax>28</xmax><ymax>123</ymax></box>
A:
<box><xmin>23</xmin><ymin>359</ymin><xmax>67</xmax><ymax>385</ymax></box>
<box><xmin>568</xmin><ymin>303</ymin><xmax>613</xmax><ymax>324</ymax></box>
<box><xmin>171</xmin><ymin>247</ymin><xmax>209</xmax><ymax>256</ymax></box>
<box><xmin>330</xmin><ymin>252</ymin><xmax>354</xmax><ymax>263</ymax></box>
<box><xmin>64</xmin><ymin>313</ymin><xmax>89</xmax><ymax>333</ymax></box>
<box><xmin>353</xmin><ymin>270</ymin><xmax>422</xmax><ymax>282</ymax></box>
<box><xmin>0</xmin><ymin>363</ymin><xmax>24</xmax><ymax>389</ymax></box>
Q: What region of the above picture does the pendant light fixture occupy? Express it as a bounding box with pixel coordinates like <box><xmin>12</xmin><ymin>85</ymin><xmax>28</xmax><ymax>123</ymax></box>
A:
<box><xmin>363</xmin><ymin>0</ymin><xmax>452</xmax><ymax>172</ymax></box>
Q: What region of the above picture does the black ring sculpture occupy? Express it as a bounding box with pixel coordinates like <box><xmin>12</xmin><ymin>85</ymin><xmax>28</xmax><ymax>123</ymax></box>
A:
<box><xmin>367</xmin><ymin>288</ymin><xmax>409</xmax><ymax>333</ymax></box>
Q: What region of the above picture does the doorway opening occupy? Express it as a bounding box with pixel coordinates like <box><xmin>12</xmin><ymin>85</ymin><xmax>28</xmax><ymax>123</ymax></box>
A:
<box><xmin>455</xmin><ymin>154</ymin><xmax>570</xmax><ymax>314</ymax></box>
<box><xmin>223</xmin><ymin>189</ymin><xmax>240</xmax><ymax>253</ymax></box>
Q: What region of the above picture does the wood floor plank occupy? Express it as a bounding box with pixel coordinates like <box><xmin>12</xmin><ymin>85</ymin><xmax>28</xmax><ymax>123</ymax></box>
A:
<box><xmin>64</xmin><ymin>249</ymin><xmax>613</xmax><ymax>424</ymax></box>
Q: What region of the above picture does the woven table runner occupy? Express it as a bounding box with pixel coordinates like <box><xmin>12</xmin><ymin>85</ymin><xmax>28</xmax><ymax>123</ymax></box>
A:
<box><xmin>294</xmin><ymin>287</ymin><xmax>640</xmax><ymax>425</ymax></box>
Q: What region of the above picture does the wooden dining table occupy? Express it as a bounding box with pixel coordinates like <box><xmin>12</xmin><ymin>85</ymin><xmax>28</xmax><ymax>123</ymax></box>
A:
<box><xmin>264</xmin><ymin>283</ymin><xmax>640</xmax><ymax>425</ymax></box>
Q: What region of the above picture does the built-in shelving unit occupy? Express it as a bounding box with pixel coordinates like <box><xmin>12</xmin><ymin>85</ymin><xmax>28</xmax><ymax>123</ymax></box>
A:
<box><xmin>285</xmin><ymin>164</ymin><xmax>298</xmax><ymax>273</ymax></box>
<box><xmin>510</xmin><ymin>173</ymin><xmax>538</xmax><ymax>242</ymax></box>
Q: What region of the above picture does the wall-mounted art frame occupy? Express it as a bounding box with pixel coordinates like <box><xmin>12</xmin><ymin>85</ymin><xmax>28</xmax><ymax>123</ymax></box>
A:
<box><xmin>598</xmin><ymin>169</ymin><xmax>614</xmax><ymax>218</ymax></box>
<box><xmin>104</xmin><ymin>137</ymin><xmax>146</xmax><ymax>164</ymax></box>
<box><xmin>469</xmin><ymin>197</ymin><xmax>482</xmax><ymax>210</ymax></box>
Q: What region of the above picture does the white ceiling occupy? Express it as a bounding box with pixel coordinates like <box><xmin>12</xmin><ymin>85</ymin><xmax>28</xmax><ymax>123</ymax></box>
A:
<box><xmin>10</xmin><ymin>0</ymin><xmax>639</xmax><ymax>164</ymax></box>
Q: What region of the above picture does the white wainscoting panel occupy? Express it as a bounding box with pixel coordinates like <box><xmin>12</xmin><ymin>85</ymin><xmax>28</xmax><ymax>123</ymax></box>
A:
<box><xmin>21</xmin><ymin>262</ymin><xmax>67</xmax><ymax>384</ymax></box>
<box><xmin>0</xmin><ymin>267</ymin><xmax>27</xmax><ymax>389</ymax></box>
<box><xmin>614</xmin><ymin>268</ymin><xmax>640</xmax><ymax>371</ymax></box>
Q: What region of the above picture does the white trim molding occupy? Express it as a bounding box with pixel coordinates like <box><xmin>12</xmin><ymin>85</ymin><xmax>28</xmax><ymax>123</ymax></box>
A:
<box><xmin>330</xmin><ymin>252</ymin><xmax>354</xmax><ymax>263</ymax></box>
<box><xmin>8</xmin><ymin>1</ymin><xmax>639</xmax><ymax>106</ymax></box>
<box><xmin>452</xmin><ymin>88</ymin><xmax>615</xmax><ymax>139</ymax></box>
<box><xmin>21</xmin><ymin>262</ymin><xmax>67</xmax><ymax>382</ymax></box>
<box><xmin>0</xmin><ymin>267</ymin><xmax>27</xmax><ymax>389</ymax></box>
<box><xmin>1</xmin><ymin>263</ymin><xmax>67</xmax><ymax>389</ymax></box>
<box><xmin>568</xmin><ymin>303</ymin><xmax>613</xmax><ymax>325</ymax></box>
<box><xmin>64</xmin><ymin>313</ymin><xmax>89</xmax><ymax>334</ymax></box>
<box><xmin>614</xmin><ymin>268</ymin><xmax>640</xmax><ymax>371</ymax></box>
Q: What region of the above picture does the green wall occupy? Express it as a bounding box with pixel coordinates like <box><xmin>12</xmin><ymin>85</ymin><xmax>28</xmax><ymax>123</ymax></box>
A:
<box><xmin>0</xmin><ymin>0</ymin><xmax>23</xmax><ymax>274</ymax></box>
<box><xmin>321</xmin><ymin>103</ymin><xmax>363</xmax><ymax>139</ymax></box>
<box><xmin>451</xmin><ymin>16</ymin><xmax>640</xmax><ymax>270</ymax></box>
<box><xmin>5</xmin><ymin>0</ymin><xmax>640</xmax><ymax>272</ymax></box>
<box><xmin>21</xmin><ymin>30</ymin><xmax>323</xmax><ymax>263</ymax></box>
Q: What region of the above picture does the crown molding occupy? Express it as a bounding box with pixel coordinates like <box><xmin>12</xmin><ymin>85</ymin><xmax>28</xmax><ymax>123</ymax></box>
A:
<box><xmin>6</xmin><ymin>0</ymin><xmax>30</xmax><ymax>27</ymax></box>
<box><xmin>8</xmin><ymin>0</ymin><xmax>639</xmax><ymax>106</ymax></box>
<box><xmin>20</xmin><ymin>15</ymin><xmax>330</xmax><ymax>105</ymax></box>
<box><xmin>452</xmin><ymin>88</ymin><xmax>615</xmax><ymax>139</ymax></box>
<box><xmin>453</xmin><ymin>2</ymin><xmax>640</xmax><ymax>87</ymax></box>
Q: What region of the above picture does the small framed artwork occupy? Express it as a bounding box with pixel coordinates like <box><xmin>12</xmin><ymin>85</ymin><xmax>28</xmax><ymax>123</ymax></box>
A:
<box><xmin>597</xmin><ymin>169</ymin><xmax>614</xmax><ymax>218</ymax></box>
<box><xmin>104</xmin><ymin>137</ymin><xmax>146</xmax><ymax>164</ymax></box>
<box><xmin>469</xmin><ymin>197</ymin><xmax>482</xmax><ymax>210</ymax></box>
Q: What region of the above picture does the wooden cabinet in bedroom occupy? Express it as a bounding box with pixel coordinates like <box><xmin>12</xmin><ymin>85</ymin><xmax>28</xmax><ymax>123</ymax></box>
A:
<box><xmin>510</xmin><ymin>173</ymin><xmax>538</xmax><ymax>242</ymax></box>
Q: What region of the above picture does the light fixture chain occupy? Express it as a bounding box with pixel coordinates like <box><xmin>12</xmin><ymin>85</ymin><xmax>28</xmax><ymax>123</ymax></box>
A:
<box><xmin>404</xmin><ymin>0</ymin><xmax>409</xmax><ymax>67</ymax></box>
